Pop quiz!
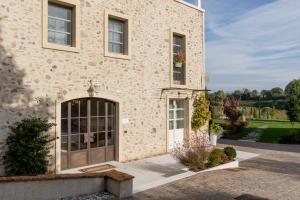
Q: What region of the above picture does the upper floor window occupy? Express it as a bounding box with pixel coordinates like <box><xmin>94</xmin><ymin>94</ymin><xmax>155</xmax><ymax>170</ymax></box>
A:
<box><xmin>42</xmin><ymin>0</ymin><xmax>80</xmax><ymax>52</ymax></box>
<box><xmin>173</xmin><ymin>34</ymin><xmax>186</xmax><ymax>85</ymax></box>
<box><xmin>108</xmin><ymin>19</ymin><xmax>124</xmax><ymax>54</ymax></box>
<box><xmin>105</xmin><ymin>10</ymin><xmax>131</xmax><ymax>60</ymax></box>
<box><xmin>48</xmin><ymin>3</ymin><xmax>72</xmax><ymax>46</ymax></box>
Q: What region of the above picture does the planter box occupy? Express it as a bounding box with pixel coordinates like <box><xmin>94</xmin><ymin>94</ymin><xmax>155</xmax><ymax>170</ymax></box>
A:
<box><xmin>175</xmin><ymin>62</ymin><xmax>183</xmax><ymax>68</ymax></box>
<box><xmin>0</xmin><ymin>170</ymin><xmax>134</xmax><ymax>200</ymax></box>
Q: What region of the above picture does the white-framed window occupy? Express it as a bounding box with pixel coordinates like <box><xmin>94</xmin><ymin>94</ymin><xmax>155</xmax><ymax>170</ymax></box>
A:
<box><xmin>42</xmin><ymin>0</ymin><xmax>80</xmax><ymax>52</ymax></box>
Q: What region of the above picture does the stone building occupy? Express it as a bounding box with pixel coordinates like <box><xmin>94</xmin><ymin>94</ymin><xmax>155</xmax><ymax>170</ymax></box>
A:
<box><xmin>0</xmin><ymin>0</ymin><xmax>205</xmax><ymax>174</ymax></box>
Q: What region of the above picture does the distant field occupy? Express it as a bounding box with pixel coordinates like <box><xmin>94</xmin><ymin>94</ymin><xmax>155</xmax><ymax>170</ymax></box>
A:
<box><xmin>215</xmin><ymin>119</ymin><xmax>300</xmax><ymax>143</ymax></box>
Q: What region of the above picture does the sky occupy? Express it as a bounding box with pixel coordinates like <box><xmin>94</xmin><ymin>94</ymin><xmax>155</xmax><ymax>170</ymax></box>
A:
<box><xmin>200</xmin><ymin>0</ymin><xmax>300</xmax><ymax>92</ymax></box>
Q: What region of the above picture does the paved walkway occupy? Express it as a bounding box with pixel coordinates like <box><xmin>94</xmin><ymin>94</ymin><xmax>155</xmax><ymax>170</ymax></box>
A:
<box><xmin>62</xmin><ymin>151</ymin><xmax>254</xmax><ymax>194</ymax></box>
<box><xmin>240</xmin><ymin>125</ymin><xmax>268</xmax><ymax>142</ymax></box>
<box><xmin>126</xmin><ymin>140</ymin><xmax>300</xmax><ymax>200</ymax></box>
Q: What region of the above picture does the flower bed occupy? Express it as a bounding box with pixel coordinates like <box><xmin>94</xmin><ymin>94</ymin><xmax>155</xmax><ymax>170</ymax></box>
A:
<box><xmin>173</xmin><ymin>136</ymin><xmax>237</xmax><ymax>172</ymax></box>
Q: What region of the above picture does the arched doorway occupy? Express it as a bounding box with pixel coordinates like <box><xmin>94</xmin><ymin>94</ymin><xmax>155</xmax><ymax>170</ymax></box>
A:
<box><xmin>60</xmin><ymin>98</ymin><xmax>117</xmax><ymax>169</ymax></box>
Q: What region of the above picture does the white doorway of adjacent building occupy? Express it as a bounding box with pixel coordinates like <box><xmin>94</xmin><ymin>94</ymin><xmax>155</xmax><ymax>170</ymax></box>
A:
<box><xmin>168</xmin><ymin>99</ymin><xmax>185</xmax><ymax>150</ymax></box>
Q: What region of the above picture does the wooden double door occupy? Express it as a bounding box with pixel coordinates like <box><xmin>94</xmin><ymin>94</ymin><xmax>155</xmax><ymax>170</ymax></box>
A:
<box><xmin>61</xmin><ymin>98</ymin><xmax>116</xmax><ymax>170</ymax></box>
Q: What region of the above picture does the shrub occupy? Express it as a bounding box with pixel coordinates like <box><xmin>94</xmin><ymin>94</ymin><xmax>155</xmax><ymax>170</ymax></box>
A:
<box><xmin>179</xmin><ymin>147</ymin><xmax>211</xmax><ymax>171</ymax></box>
<box><xmin>285</xmin><ymin>79</ymin><xmax>300</xmax><ymax>123</ymax></box>
<box><xmin>3</xmin><ymin>118</ymin><xmax>55</xmax><ymax>176</ymax></box>
<box><xmin>224</xmin><ymin>147</ymin><xmax>237</xmax><ymax>161</ymax></box>
<box><xmin>223</xmin><ymin>98</ymin><xmax>242</xmax><ymax>125</ymax></box>
<box><xmin>207</xmin><ymin>148</ymin><xmax>225</xmax><ymax>167</ymax></box>
<box><xmin>222</xmin><ymin>120</ymin><xmax>249</xmax><ymax>139</ymax></box>
<box><xmin>173</xmin><ymin>135</ymin><xmax>211</xmax><ymax>171</ymax></box>
<box><xmin>279</xmin><ymin>130</ymin><xmax>300</xmax><ymax>144</ymax></box>
<box><xmin>221</xmin><ymin>154</ymin><xmax>230</xmax><ymax>164</ymax></box>
<box><xmin>210</xmin><ymin>123</ymin><xmax>223</xmax><ymax>135</ymax></box>
<box><xmin>239</xmin><ymin>120</ymin><xmax>249</xmax><ymax>129</ymax></box>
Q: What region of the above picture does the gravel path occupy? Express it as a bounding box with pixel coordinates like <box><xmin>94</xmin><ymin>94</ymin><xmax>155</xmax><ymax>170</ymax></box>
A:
<box><xmin>125</xmin><ymin>140</ymin><xmax>300</xmax><ymax>200</ymax></box>
<box><xmin>59</xmin><ymin>192</ymin><xmax>115</xmax><ymax>200</ymax></box>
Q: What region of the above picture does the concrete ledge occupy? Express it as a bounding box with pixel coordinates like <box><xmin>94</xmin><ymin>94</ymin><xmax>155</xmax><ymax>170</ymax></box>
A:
<box><xmin>0</xmin><ymin>170</ymin><xmax>134</xmax><ymax>200</ymax></box>
<box><xmin>107</xmin><ymin>179</ymin><xmax>133</xmax><ymax>198</ymax></box>
<box><xmin>105</xmin><ymin>170</ymin><xmax>134</xmax><ymax>198</ymax></box>
<box><xmin>203</xmin><ymin>160</ymin><xmax>239</xmax><ymax>172</ymax></box>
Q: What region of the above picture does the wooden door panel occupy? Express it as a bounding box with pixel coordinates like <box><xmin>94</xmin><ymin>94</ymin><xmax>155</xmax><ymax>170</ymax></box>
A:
<box><xmin>106</xmin><ymin>146</ymin><xmax>115</xmax><ymax>162</ymax></box>
<box><xmin>61</xmin><ymin>152</ymin><xmax>68</xmax><ymax>170</ymax></box>
<box><xmin>90</xmin><ymin>147</ymin><xmax>106</xmax><ymax>164</ymax></box>
<box><xmin>70</xmin><ymin>151</ymin><xmax>88</xmax><ymax>168</ymax></box>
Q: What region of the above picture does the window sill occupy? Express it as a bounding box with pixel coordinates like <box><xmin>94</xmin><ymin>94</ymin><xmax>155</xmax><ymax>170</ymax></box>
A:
<box><xmin>171</xmin><ymin>84</ymin><xmax>188</xmax><ymax>89</ymax></box>
<box><xmin>104</xmin><ymin>52</ymin><xmax>131</xmax><ymax>60</ymax></box>
<box><xmin>43</xmin><ymin>42</ymin><xmax>80</xmax><ymax>53</ymax></box>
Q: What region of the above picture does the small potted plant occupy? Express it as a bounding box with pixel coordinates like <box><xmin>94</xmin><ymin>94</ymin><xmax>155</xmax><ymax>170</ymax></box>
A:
<box><xmin>175</xmin><ymin>51</ymin><xmax>185</xmax><ymax>68</ymax></box>
<box><xmin>210</xmin><ymin>123</ymin><xmax>223</xmax><ymax>146</ymax></box>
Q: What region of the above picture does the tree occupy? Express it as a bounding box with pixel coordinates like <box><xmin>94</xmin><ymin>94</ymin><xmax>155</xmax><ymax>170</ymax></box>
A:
<box><xmin>271</xmin><ymin>87</ymin><xmax>284</xmax><ymax>97</ymax></box>
<box><xmin>250</xmin><ymin>90</ymin><xmax>259</xmax><ymax>100</ymax></box>
<box><xmin>215</xmin><ymin>90</ymin><xmax>226</xmax><ymax>102</ymax></box>
<box><xmin>241</xmin><ymin>88</ymin><xmax>251</xmax><ymax>100</ymax></box>
<box><xmin>261</xmin><ymin>90</ymin><xmax>271</xmax><ymax>100</ymax></box>
<box><xmin>232</xmin><ymin>90</ymin><xmax>242</xmax><ymax>100</ymax></box>
<box><xmin>285</xmin><ymin>79</ymin><xmax>300</xmax><ymax>123</ymax></box>
<box><xmin>192</xmin><ymin>95</ymin><xmax>212</xmax><ymax>131</ymax></box>
<box><xmin>223</xmin><ymin>98</ymin><xmax>241</xmax><ymax>124</ymax></box>
<box><xmin>253</xmin><ymin>107</ymin><xmax>257</xmax><ymax>119</ymax></box>
<box><xmin>3</xmin><ymin>118</ymin><xmax>55</xmax><ymax>176</ymax></box>
<box><xmin>209</xmin><ymin>90</ymin><xmax>225</xmax><ymax>119</ymax></box>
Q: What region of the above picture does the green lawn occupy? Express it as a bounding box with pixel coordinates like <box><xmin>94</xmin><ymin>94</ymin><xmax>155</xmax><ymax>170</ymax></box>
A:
<box><xmin>215</xmin><ymin>119</ymin><xmax>300</xmax><ymax>143</ymax></box>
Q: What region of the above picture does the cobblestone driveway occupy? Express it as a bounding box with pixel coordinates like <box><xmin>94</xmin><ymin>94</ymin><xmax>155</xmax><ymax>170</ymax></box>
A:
<box><xmin>126</xmin><ymin>140</ymin><xmax>300</xmax><ymax>200</ymax></box>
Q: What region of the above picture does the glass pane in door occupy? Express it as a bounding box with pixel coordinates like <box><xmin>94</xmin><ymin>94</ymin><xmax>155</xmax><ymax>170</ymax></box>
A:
<box><xmin>71</xmin><ymin>134</ymin><xmax>79</xmax><ymax>151</ymax></box>
<box><xmin>90</xmin><ymin>133</ymin><xmax>98</xmax><ymax>148</ymax></box>
<box><xmin>169</xmin><ymin>99</ymin><xmax>185</xmax><ymax>130</ymax></box>
<box><xmin>98</xmin><ymin>132</ymin><xmax>105</xmax><ymax>147</ymax></box>
<box><xmin>79</xmin><ymin>134</ymin><xmax>87</xmax><ymax>149</ymax></box>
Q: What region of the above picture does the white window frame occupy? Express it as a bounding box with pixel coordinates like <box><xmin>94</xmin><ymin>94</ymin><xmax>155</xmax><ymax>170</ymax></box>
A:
<box><xmin>42</xmin><ymin>0</ymin><xmax>80</xmax><ymax>52</ymax></box>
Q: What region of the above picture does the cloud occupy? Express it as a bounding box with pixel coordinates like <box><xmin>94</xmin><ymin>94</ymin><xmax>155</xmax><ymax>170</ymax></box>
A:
<box><xmin>203</xmin><ymin>0</ymin><xmax>300</xmax><ymax>91</ymax></box>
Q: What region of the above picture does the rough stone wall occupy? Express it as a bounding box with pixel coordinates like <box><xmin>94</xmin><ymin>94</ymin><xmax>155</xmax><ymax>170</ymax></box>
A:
<box><xmin>0</xmin><ymin>0</ymin><xmax>204</xmax><ymax>174</ymax></box>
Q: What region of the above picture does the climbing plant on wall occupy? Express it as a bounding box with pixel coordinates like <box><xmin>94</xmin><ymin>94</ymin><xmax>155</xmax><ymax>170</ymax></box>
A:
<box><xmin>192</xmin><ymin>95</ymin><xmax>212</xmax><ymax>131</ymax></box>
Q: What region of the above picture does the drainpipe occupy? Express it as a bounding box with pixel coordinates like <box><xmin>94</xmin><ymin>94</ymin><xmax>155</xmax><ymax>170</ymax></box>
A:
<box><xmin>197</xmin><ymin>0</ymin><xmax>202</xmax><ymax>9</ymax></box>
<box><xmin>202</xmin><ymin>7</ymin><xmax>206</xmax><ymax>90</ymax></box>
<box><xmin>54</xmin><ymin>100</ymin><xmax>57</xmax><ymax>174</ymax></box>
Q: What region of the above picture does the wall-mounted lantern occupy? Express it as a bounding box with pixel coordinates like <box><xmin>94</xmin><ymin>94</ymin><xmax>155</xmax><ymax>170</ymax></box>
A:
<box><xmin>87</xmin><ymin>80</ymin><xmax>95</xmax><ymax>97</ymax></box>
<box><xmin>87</xmin><ymin>80</ymin><xmax>102</xmax><ymax>97</ymax></box>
